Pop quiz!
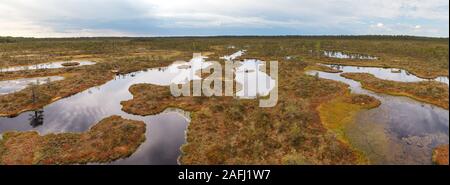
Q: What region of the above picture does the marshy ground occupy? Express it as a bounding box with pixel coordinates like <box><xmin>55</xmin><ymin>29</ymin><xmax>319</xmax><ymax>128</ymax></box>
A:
<box><xmin>0</xmin><ymin>36</ymin><xmax>448</xmax><ymax>165</ymax></box>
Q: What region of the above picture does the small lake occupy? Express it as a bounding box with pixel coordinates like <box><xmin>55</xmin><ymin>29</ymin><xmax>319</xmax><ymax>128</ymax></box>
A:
<box><xmin>0</xmin><ymin>76</ymin><xmax>64</xmax><ymax>95</ymax></box>
<box><xmin>322</xmin><ymin>64</ymin><xmax>449</xmax><ymax>85</ymax></box>
<box><xmin>323</xmin><ymin>51</ymin><xmax>378</xmax><ymax>60</ymax></box>
<box><xmin>306</xmin><ymin>70</ymin><xmax>449</xmax><ymax>164</ymax></box>
<box><xmin>0</xmin><ymin>60</ymin><xmax>96</xmax><ymax>72</ymax></box>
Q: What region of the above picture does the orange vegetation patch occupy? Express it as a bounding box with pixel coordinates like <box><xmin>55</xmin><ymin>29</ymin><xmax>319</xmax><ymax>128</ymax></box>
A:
<box><xmin>432</xmin><ymin>145</ymin><xmax>449</xmax><ymax>165</ymax></box>
<box><xmin>0</xmin><ymin>58</ymin><xmax>175</xmax><ymax>117</ymax></box>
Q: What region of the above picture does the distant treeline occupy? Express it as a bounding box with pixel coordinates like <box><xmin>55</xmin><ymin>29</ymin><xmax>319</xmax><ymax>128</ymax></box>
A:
<box><xmin>1</xmin><ymin>35</ymin><xmax>448</xmax><ymax>43</ymax></box>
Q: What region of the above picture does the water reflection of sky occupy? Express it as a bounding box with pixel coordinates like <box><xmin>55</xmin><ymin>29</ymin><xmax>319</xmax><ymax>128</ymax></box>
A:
<box><xmin>0</xmin><ymin>68</ymin><xmax>191</xmax><ymax>164</ymax></box>
<box><xmin>0</xmin><ymin>51</ymin><xmax>277</xmax><ymax>164</ymax></box>
<box><xmin>323</xmin><ymin>64</ymin><xmax>449</xmax><ymax>85</ymax></box>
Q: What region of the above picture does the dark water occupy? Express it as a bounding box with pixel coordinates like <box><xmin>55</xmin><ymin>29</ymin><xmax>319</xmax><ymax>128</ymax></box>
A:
<box><xmin>0</xmin><ymin>69</ymin><xmax>190</xmax><ymax>165</ymax></box>
<box><xmin>306</xmin><ymin>70</ymin><xmax>449</xmax><ymax>164</ymax></box>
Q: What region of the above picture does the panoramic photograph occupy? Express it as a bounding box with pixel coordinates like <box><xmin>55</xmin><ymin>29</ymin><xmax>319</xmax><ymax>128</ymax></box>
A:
<box><xmin>0</xmin><ymin>0</ymin><xmax>448</xmax><ymax>181</ymax></box>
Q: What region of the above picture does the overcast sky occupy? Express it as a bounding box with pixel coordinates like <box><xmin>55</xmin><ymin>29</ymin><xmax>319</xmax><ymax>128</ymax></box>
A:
<box><xmin>0</xmin><ymin>0</ymin><xmax>448</xmax><ymax>37</ymax></box>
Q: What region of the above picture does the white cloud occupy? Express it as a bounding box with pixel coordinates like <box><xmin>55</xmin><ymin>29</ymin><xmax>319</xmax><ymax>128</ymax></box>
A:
<box><xmin>0</xmin><ymin>0</ymin><xmax>448</xmax><ymax>37</ymax></box>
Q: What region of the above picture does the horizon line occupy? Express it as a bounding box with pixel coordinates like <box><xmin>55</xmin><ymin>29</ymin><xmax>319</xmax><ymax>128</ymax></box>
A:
<box><xmin>1</xmin><ymin>34</ymin><xmax>449</xmax><ymax>39</ymax></box>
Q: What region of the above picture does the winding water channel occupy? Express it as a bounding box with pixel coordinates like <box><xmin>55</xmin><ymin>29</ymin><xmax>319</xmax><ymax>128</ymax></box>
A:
<box><xmin>0</xmin><ymin>56</ymin><xmax>213</xmax><ymax>164</ymax></box>
<box><xmin>0</xmin><ymin>60</ymin><xmax>96</xmax><ymax>72</ymax></box>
